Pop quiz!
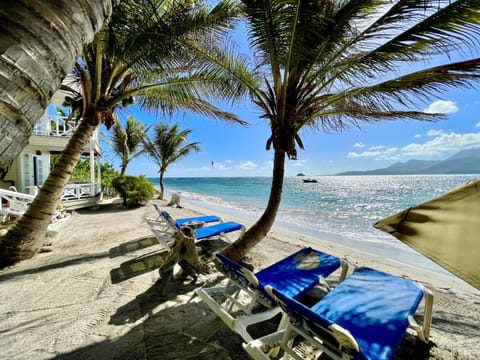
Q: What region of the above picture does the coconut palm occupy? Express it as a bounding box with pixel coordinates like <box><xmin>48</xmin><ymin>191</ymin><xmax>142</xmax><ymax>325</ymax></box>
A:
<box><xmin>143</xmin><ymin>123</ymin><xmax>200</xmax><ymax>199</ymax></box>
<box><xmin>0</xmin><ymin>0</ymin><xmax>112</xmax><ymax>177</ymax></box>
<box><xmin>0</xmin><ymin>0</ymin><xmax>247</xmax><ymax>267</ymax></box>
<box><xmin>108</xmin><ymin>115</ymin><xmax>148</xmax><ymax>176</ymax></box>
<box><xmin>193</xmin><ymin>0</ymin><xmax>480</xmax><ymax>262</ymax></box>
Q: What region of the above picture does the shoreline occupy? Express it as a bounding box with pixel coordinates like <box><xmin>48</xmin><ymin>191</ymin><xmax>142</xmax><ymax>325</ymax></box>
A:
<box><xmin>180</xmin><ymin>196</ymin><xmax>478</xmax><ymax>295</ymax></box>
<box><xmin>165</xmin><ymin>187</ymin><xmax>462</xmax><ymax>283</ymax></box>
<box><xmin>0</xmin><ymin>197</ymin><xmax>478</xmax><ymax>359</ymax></box>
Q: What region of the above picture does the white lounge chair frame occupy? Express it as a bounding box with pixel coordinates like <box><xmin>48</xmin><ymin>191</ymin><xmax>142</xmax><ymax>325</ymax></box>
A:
<box><xmin>243</xmin><ymin>276</ymin><xmax>433</xmax><ymax>360</ymax></box>
<box><xmin>197</xmin><ymin>250</ymin><xmax>348</xmax><ymax>343</ymax></box>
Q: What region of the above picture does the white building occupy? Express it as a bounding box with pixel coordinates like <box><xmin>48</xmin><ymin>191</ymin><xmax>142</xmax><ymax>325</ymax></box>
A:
<box><xmin>1</xmin><ymin>110</ymin><xmax>103</xmax><ymax>217</ymax></box>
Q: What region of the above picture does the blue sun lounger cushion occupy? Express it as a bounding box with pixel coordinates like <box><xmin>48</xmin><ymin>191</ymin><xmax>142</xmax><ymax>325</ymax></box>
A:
<box><xmin>216</xmin><ymin>247</ymin><xmax>343</xmax><ymax>306</ymax></box>
<box><xmin>254</xmin><ymin>267</ymin><xmax>432</xmax><ymax>360</ymax></box>
<box><xmin>197</xmin><ymin>247</ymin><xmax>346</xmax><ymax>342</ymax></box>
<box><xmin>194</xmin><ymin>221</ymin><xmax>244</xmax><ymax>240</ymax></box>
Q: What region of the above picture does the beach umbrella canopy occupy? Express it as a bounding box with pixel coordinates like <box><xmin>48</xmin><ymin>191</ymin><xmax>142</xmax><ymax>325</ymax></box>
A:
<box><xmin>374</xmin><ymin>177</ymin><xmax>480</xmax><ymax>290</ymax></box>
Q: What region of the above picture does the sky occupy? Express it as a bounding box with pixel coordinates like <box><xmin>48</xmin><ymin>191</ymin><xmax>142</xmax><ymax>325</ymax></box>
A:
<box><xmin>108</xmin><ymin>89</ymin><xmax>480</xmax><ymax>178</ymax></box>
<box><xmin>63</xmin><ymin>13</ymin><xmax>480</xmax><ymax>179</ymax></box>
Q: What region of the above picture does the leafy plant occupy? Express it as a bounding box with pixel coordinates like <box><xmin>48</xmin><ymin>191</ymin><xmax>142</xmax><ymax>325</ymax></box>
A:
<box><xmin>111</xmin><ymin>175</ymin><xmax>155</xmax><ymax>207</ymax></box>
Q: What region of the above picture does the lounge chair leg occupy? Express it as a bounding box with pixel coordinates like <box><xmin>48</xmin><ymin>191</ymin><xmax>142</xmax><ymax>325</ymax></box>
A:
<box><xmin>339</xmin><ymin>261</ymin><xmax>349</xmax><ymax>282</ymax></box>
<box><xmin>423</xmin><ymin>288</ymin><xmax>434</xmax><ymax>340</ymax></box>
<box><xmin>267</xmin><ymin>312</ymin><xmax>290</xmax><ymax>358</ymax></box>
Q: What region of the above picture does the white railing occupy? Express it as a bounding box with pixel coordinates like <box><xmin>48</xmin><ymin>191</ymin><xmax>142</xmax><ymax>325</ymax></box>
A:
<box><xmin>25</xmin><ymin>182</ymin><xmax>101</xmax><ymax>201</ymax></box>
<box><xmin>0</xmin><ymin>189</ymin><xmax>35</xmax><ymax>216</ymax></box>
<box><xmin>61</xmin><ymin>182</ymin><xmax>101</xmax><ymax>201</ymax></box>
<box><xmin>33</xmin><ymin>115</ymin><xmax>78</xmax><ymax>137</ymax></box>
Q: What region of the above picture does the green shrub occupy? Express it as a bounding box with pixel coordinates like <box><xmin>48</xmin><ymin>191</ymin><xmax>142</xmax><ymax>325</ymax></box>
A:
<box><xmin>111</xmin><ymin>175</ymin><xmax>155</xmax><ymax>207</ymax></box>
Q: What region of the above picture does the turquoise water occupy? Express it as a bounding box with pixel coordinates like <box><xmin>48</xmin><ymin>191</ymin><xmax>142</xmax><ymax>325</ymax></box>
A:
<box><xmin>150</xmin><ymin>175</ymin><xmax>478</xmax><ymax>275</ymax></box>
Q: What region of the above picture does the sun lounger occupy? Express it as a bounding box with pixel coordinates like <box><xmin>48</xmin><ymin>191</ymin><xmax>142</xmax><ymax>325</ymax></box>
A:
<box><xmin>196</xmin><ymin>247</ymin><xmax>348</xmax><ymax>342</ymax></box>
<box><xmin>243</xmin><ymin>266</ymin><xmax>433</xmax><ymax>360</ymax></box>
<box><xmin>146</xmin><ymin>204</ymin><xmax>224</xmax><ymax>245</ymax></box>
<box><xmin>150</xmin><ymin>218</ymin><xmax>245</xmax><ymax>249</ymax></box>
<box><xmin>152</xmin><ymin>203</ymin><xmax>221</xmax><ymax>230</ymax></box>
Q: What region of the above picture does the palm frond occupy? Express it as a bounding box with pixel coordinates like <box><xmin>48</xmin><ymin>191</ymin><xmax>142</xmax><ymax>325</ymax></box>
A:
<box><xmin>344</xmin><ymin>0</ymin><xmax>480</xmax><ymax>78</ymax></box>
<box><xmin>333</xmin><ymin>57</ymin><xmax>480</xmax><ymax>111</ymax></box>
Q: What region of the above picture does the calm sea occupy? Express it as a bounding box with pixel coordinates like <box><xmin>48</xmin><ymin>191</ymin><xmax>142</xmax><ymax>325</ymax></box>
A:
<box><xmin>149</xmin><ymin>175</ymin><xmax>478</xmax><ymax>275</ymax></box>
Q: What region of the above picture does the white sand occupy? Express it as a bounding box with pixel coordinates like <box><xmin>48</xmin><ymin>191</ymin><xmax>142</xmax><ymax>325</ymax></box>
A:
<box><xmin>0</xmin><ymin>198</ymin><xmax>479</xmax><ymax>359</ymax></box>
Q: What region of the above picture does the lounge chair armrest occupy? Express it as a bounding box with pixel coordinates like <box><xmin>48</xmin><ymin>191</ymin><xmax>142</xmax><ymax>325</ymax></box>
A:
<box><xmin>328</xmin><ymin>324</ymin><xmax>360</xmax><ymax>353</ymax></box>
<box><xmin>240</xmin><ymin>267</ymin><xmax>260</xmax><ymax>288</ymax></box>
<box><xmin>408</xmin><ymin>315</ymin><xmax>425</xmax><ymax>342</ymax></box>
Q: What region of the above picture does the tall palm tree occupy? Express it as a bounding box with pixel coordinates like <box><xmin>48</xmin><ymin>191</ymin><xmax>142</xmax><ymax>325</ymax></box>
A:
<box><xmin>0</xmin><ymin>0</ymin><xmax>248</xmax><ymax>267</ymax></box>
<box><xmin>195</xmin><ymin>0</ymin><xmax>480</xmax><ymax>262</ymax></box>
<box><xmin>143</xmin><ymin>123</ymin><xmax>200</xmax><ymax>199</ymax></box>
<box><xmin>109</xmin><ymin>115</ymin><xmax>147</xmax><ymax>176</ymax></box>
<box><xmin>0</xmin><ymin>0</ymin><xmax>113</xmax><ymax>177</ymax></box>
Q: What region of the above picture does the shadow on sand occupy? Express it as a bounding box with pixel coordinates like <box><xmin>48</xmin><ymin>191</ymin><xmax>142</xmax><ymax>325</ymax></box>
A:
<box><xmin>53</xmin><ymin>276</ymin><xmax>249</xmax><ymax>360</ymax></box>
<box><xmin>0</xmin><ymin>251</ymin><xmax>110</xmax><ymax>281</ymax></box>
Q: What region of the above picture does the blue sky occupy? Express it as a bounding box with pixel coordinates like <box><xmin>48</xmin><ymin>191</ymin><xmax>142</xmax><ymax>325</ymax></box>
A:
<box><xmin>108</xmin><ymin>87</ymin><xmax>480</xmax><ymax>178</ymax></box>
<box><xmin>66</xmin><ymin>15</ymin><xmax>480</xmax><ymax>179</ymax></box>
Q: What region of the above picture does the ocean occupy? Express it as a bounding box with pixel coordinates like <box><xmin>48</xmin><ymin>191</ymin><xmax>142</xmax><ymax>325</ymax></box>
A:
<box><xmin>149</xmin><ymin>174</ymin><xmax>478</xmax><ymax>276</ymax></box>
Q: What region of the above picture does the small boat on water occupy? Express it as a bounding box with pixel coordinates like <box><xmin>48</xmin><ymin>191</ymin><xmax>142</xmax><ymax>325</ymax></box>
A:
<box><xmin>303</xmin><ymin>178</ymin><xmax>318</xmax><ymax>183</ymax></box>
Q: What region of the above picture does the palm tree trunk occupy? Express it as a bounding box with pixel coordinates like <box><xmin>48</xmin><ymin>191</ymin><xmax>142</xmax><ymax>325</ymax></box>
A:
<box><xmin>221</xmin><ymin>150</ymin><xmax>286</xmax><ymax>262</ymax></box>
<box><xmin>159</xmin><ymin>170</ymin><xmax>165</xmax><ymax>200</ymax></box>
<box><xmin>0</xmin><ymin>0</ymin><xmax>112</xmax><ymax>177</ymax></box>
<box><xmin>0</xmin><ymin>118</ymin><xmax>97</xmax><ymax>268</ymax></box>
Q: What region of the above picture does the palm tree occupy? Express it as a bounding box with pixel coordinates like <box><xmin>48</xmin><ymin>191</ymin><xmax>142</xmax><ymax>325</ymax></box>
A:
<box><xmin>143</xmin><ymin>123</ymin><xmax>200</xmax><ymax>199</ymax></box>
<box><xmin>198</xmin><ymin>0</ymin><xmax>480</xmax><ymax>262</ymax></box>
<box><xmin>108</xmin><ymin>115</ymin><xmax>147</xmax><ymax>176</ymax></box>
<box><xmin>0</xmin><ymin>0</ymin><xmax>247</xmax><ymax>267</ymax></box>
<box><xmin>0</xmin><ymin>0</ymin><xmax>112</xmax><ymax>177</ymax></box>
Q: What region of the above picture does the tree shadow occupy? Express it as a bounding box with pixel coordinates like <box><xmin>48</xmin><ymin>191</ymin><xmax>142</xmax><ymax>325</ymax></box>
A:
<box><xmin>53</xmin><ymin>276</ymin><xmax>250</xmax><ymax>360</ymax></box>
<box><xmin>0</xmin><ymin>251</ymin><xmax>110</xmax><ymax>281</ymax></box>
<box><xmin>108</xmin><ymin>277</ymin><xmax>200</xmax><ymax>326</ymax></box>
<box><xmin>76</xmin><ymin>201</ymin><xmax>145</xmax><ymax>214</ymax></box>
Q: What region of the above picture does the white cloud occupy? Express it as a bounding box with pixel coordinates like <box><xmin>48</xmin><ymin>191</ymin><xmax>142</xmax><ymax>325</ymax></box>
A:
<box><xmin>347</xmin><ymin>151</ymin><xmax>382</xmax><ymax>158</ymax></box>
<box><xmin>214</xmin><ymin>162</ymin><xmax>228</xmax><ymax>170</ymax></box>
<box><xmin>424</xmin><ymin>100</ymin><xmax>458</xmax><ymax>114</ymax></box>
<box><xmin>426</xmin><ymin>129</ymin><xmax>445</xmax><ymax>137</ymax></box>
<box><xmin>347</xmin><ymin>146</ymin><xmax>398</xmax><ymax>159</ymax></box>
<box><xmin>384</xmin><ymin>147</ymin><xmax>399</xmax><ymax>155</ymax></box>
<box><xmin>401</xmin><ymin>132</ymin><xmax>480</xmax><ymax>157</ymax></box>
<box><xmin>236</xmin><ymin>161</ymin><xmax>258</xmax><ymax>169</ymax></box>
<box><xmin>368</xmin><ymin>145</ymin><xmax>386</xmax><ymax>151</ymax></box>
<box><xmin>476</xmin><ymin>122</ymin><xmax>480</xmax><ymax>128</ymax></box>
<box><xmin>354</xmin><ymin>142</ymin><xmax>365</xmax><ymax>148</ymax></box>
<box><xmin>414</xmin><ymin>134</ymin><xmax>422</xmax><ymax>139</ymax></box>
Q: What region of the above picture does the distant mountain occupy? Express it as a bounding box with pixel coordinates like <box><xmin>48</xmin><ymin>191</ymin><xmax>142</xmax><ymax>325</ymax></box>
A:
<box><xmin>337</xmin><ymin>148</ymin><xmax>480</xmax><ymax>175</ymax></box>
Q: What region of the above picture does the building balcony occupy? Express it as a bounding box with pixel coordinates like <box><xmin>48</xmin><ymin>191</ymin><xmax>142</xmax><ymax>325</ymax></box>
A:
<box><xmin>31</xmin><ymin>115</ymin><xmax>101</xmax><ymax>155</ymax></box>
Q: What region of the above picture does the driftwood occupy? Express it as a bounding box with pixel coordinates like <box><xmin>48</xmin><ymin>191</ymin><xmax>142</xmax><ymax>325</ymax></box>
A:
<box><xmin>157</xmin><ymin>227</ymin><xmax>207</xmax><ymax>295</ymax></box>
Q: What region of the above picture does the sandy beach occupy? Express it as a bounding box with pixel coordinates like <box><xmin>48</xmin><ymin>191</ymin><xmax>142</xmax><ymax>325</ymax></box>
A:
<box><xmin>0</xmin><ymin>198</ymin><xmax>479</xmax><ymax>360</ymax></box>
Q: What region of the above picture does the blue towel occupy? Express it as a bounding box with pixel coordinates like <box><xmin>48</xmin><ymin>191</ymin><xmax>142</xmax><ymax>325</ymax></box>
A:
<box><xmin>256</xmin><ymin>248</ymin><xmax>341</xmax><ymax>301</ymax></box>
<box><xmin>273</xmin><ymin>267</ymin><xmax>424</xmax><ymax>360</ymax></box>
<box><xmin>175</xmin><ymin>215</ymin><xmax>221</xmax><ymax>227</ymax></box>
<box><xmin>217</xmin><ymin>247</ymin><xmax>341</xmax><ymax>302</ymax></box>
<box><xmin>194</xmin><ymin>221</ymin><xmax>243</xmax><ymax>240</ymax></box>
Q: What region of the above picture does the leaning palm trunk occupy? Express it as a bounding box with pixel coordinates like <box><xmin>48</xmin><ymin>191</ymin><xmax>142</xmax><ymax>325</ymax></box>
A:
<box><xmin>221</xmin><ymin>150</ymin><xmax>285</xmax><ymax>262</ymax></box>
<box><xmin>0</xmin><ymin>119</ymin><xmax>97</xmax><ymax>268</ymax></box>
<box><xmin>0</xmin><ymin>0</ymin><xmax>112</xmax><ymax>176</ymax></box>
<box><xmin>159</xmin><ymin>169</ymin><xmax>166</xmax><ymax>200</ymax></box>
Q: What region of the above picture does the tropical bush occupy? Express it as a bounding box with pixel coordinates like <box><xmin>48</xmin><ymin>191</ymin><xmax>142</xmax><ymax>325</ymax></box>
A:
<box><xmin>111</xmin><ymin>175</ymin><xmax>155</xmax><ymax>207</ymax></box>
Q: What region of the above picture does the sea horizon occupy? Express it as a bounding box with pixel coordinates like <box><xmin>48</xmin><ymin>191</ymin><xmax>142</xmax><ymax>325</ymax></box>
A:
<box><xmin>149</xmin><ymin>174</ymin><xmax>479</xmax><ymax>278</ymax></box>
